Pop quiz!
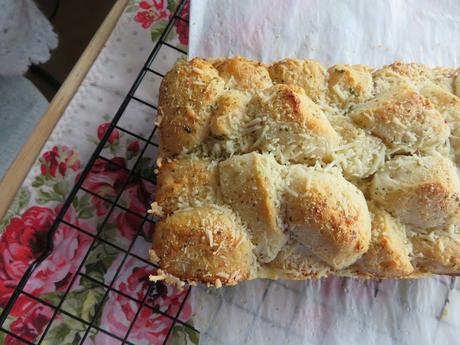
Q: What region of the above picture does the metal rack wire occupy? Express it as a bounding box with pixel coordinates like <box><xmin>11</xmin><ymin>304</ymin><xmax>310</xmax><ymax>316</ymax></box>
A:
<box><xmin>0</xmin><ymin>1</ymin><xmax>195</xmax><ymax>344</ymax></box>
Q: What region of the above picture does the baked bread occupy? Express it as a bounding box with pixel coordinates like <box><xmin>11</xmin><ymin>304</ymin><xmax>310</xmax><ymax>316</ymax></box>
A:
<box><xmin>150</xmin><ymin>57</ymin><xmax>460</xmax><ymax>287</ymax></box>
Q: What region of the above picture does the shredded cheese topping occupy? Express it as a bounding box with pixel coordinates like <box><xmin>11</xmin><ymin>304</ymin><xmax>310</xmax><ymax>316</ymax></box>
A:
<box><xmin>153</xmin><ymin>58</ymin><xmax>460</xmax><ymax>285</ymax></box>
<box><xmin>148</xmin><ymin>202</ymin><xmax>164</xmax><ymax>217</ymax></box>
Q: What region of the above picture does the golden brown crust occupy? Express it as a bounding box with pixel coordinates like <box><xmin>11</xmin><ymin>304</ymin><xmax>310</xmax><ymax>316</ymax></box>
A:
<box><xmin>376</xmin><ymin>61</ymin><xmax>431</xmax><ymax>80</ymax></box>
<box><xmin>354</xmin><ymin>206</ymin><xmax>413</xmax><ymax>277</ymax></box>
<box><xmin>152</xmin><ymin>57</ymin><xmax>460</xmax><ymax>286</ymax></box>
<box><xmin>155</xmin><ymin>158</ymin><xmax>219</xmax><ymax>215</ymax></box>
<box><xmin>158</xmin><ymin>58</ymin><xmax>225</xmax><ymax>156</ymax></box>
<box><xmin>210</xmin><ymin>90</ymin><xmax>251</xmax><ymax>137</ymax></box>
<box><xmin>152</xmin><ymin>206</ymin><xmax>255</xmax><ymax>285</ymax></box>
<box><xmin>411</xmin><ymin>233</ymin><xmax>460</xmax><ymax>274</ymax></box>
<box><xmin>349</xmin><ymin>84</ymin><xmax>450</xmax><ymax>153</ymax></box>
<box><xmin>328</xmin><ymin>64</ymin><xmax>374</xmax><ymax>106</ymax></box>
<box><xmin>268</xmin><ymin>59</ymin><xmax>327</xmax><ymax>102</ymax></box>
<box><xmin>285</xmin><ymin>166</ymin><xmax>371</xmax><ymax>269</ymax></box>
<box><xmin>370</xmin><ymin>155</ymin><xmax>460</xmax><ymax>229</ymax></box>
<box><xmin>373</xmin><ymin>61</ymin><xmax>432</xmax><ymax>93</ymax></box>
<box><xmin>213</xmin><ymin>56</ymin><xmax>272</xmax><ymax>91</ymax></box>
<box><xmin>248</xmin><ymin>84</ymin><xmax>339</xmax><ymax>163</ymax></box>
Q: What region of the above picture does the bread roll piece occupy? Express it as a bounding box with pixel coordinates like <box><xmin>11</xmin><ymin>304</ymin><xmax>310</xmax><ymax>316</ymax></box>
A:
<box><xmin>158</xmin><ymin>58</ymin><xmax>225</xmax><ymax>156</ymax></box>
<box><xmin>373</xmin><ymin>61</ymin><xmax>432</xmax><ymax>93</ymax></box>
<box><xmin>354</xmin><ymin>206</ymin><xmax>413</xmax><ymax>277</ymax></box>
<box><xmin>249</xmin><ymin>84</ymin><xmax>339</xmax><ymax>163</ymax></box>
<box><xmin>328</xmin><ymin>64</ymin><xmax>374</xmax><ymax>106</ymax></box>
<box><xmin>268</xmin><ymin>59</ymin><xmax>327</xmax><ymax>102</ymax></box>
<box><xmin>155</xmin><ymin>158</ymin><xmax>219</xmax><ymax>215</ymax></box>
<box><xmin>213</xmin><ymin>56</ymin><xmax>272</xmax><ymax>91</ymax></box>
<box><xmin>260</xmin><ymin>240</ymin><xmax>331</xmax><ymax>280</ymax></box>
<box><xmin>456</xmin><ymin>74</ymin><xmax>460</xmax><ymax>97</ymax></box>
<box><xmin>152</xmin><ymin>206</ymin><xmax>255</xmax><ymax>286</ymax></box>
<box><xmin>420</xmin><ymin>84</ymin><xmax>460</xmax><ymax>163</ymax></box>
<box><xmin>219</xmin><ymin>153</ymin><xmax>287</xmax><ymax>262</ymax></box>
<box><xmin>349</xmin><ymin>84</ymin><xmax>450</xmax><ymax>153</ymax></box>
<box><xmin>430</xmin><ymin>67</ymin><xmax>458</xmax><ymax>94</ymax></box>
<box><xmin>371</xmin><ymin>155</ymin><xmax>460</xmax><ymax>228</ymax></box>
<box><xmin>410</xmin><ymin>230</ymin><xmax>460</xmax><ymax>274</ymax></box>
<box><xmin>210</xmin><ymin>90</ymin><xmax>251</xmax><ymax>138</ymax></box>
<box><xmin>285</xmin><ymin>165</ymin><xmax>371</xmax><ymax>269</ymax></box>
<box><xmin>153</xmin><ymin>57</ymin><xmax>460</xmax><ymax>286</ymax></box>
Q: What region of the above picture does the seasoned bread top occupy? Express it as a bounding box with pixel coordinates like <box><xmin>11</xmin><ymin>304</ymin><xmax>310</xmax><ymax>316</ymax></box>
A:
<box><xmin>151</xmin><ymin>57</ymin><xmax>460</xmax><ymax>286</ymax></box>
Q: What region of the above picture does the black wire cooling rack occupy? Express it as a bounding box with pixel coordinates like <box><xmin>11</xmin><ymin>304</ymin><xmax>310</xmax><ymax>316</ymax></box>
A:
<box><xmin>0</xmin><ymin>1</ymin><xmax>196</xmax><ymax>344</ymax></box>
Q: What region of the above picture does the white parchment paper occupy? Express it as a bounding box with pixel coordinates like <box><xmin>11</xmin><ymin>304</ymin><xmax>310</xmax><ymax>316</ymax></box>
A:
<box><xmin>188</xmin><ymin>1</ymin><xmax>460</xmax><ymax>344</ymax></box>
<box><xmin>190</xmin><ymin>0</ymin><xmax>460</xmax><ymax>67</ymax></box>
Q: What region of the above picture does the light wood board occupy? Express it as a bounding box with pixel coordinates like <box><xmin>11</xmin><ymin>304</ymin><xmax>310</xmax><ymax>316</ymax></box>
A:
<box><xmin>0</xmin><ymin>0</ymin><xmax>129</xmax><ymax>220</ymax></box>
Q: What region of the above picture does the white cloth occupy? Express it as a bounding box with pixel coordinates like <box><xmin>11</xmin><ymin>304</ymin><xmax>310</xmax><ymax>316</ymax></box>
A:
<box><xmin>0</xmin><ymin>76</ymin><xmax>48</xmax><ymax>177</ymax></box>
<box><xmin>0</xmin><ymin>0</ymin><xmax>58</xmax><ymax>76</ymax></box>
<box><xmin>189</xmin><ymin>1</ymin><xmax>460</xmax><ymax>344</ymax></box>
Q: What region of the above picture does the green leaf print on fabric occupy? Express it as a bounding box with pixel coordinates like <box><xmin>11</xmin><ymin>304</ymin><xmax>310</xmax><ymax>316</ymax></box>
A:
<box><xmin>72</xmin><ymin>193</ymin><xmax>95</xmax><ymax>220</ymax></box>
<box><xmin>134</xmin><ymin>156</ymin><xmax>156</xmax><ymax>181</ymax></box>
<box><xmin>167</xmin><ymin>0</ymin><xmax>180</xmax><ymax>14</ymax></box>
<box><xmin>61</xmin><ymin>280</ymin><xmax>106</xmax><ymax>323</ymax></box>
<box><xmin>41</xmin><ymin>315</ymin><xmax>86</xmax><ymax>345</ymax></box>
<box><xmin>0</xmin><ymin>187</ymin><xmax>30</xmax><ymax>231</ymax></box>
<box><xmin>169</xmin><ymin>322</ymin><xmax>200</xmax><ymax>345</ymax></box>
<box><xmin>84</xmin><ymin>239</ymin><xmax>120</xmax><ymax>282</ymax></box>
<box><xmin>30</xmin><ymin>145</ymin><xmax>81</xmax><ymax>205</ymax></box>
<box><xmin>39</xmin><ymin>292</ymin><xmax>64</xmax><ymax>306</ymax></box>
<box><xmin>126</xmin><ymin>0</ymin><xmax>141</xmax><ymax>13</ymax></box>
<box><xmin>36</xmin><ymin>188</ymin><xmax>65</xmax><ymax>205</ymax></box>
<box><xmin>150</xmin><ymin>19</ymin><xmax>169</xmax><ymax>42</ymax></box>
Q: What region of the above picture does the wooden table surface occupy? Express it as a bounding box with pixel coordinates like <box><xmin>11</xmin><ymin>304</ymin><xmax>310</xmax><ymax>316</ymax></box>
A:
<box><xmin>0</xmin><ymin>0</ymin><xmax>129</xmax><ymax>220</ymax></box>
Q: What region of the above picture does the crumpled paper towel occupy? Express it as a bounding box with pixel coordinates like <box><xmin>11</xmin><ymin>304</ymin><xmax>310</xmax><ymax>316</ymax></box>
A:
<box><xmin>188</xmin><ymin>1</ymin><xmax>460</xmax><ymax>344</ymax></box>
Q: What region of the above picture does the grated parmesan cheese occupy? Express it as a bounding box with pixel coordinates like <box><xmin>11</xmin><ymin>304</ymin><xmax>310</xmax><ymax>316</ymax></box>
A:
<box><xmin>217</xmin><ymin>272</ymin><xmax>230</xmax><ymax>279</ymax></box>
<box><xmin>332</xmin><ymin>84</ymin><xmax>347</xmax><ymax>101</ymax></box>
<box><xmin>205</xmin><ymin>228</ymin><xmax>214</xmax><ymax>247</ymax></box>
<box><xmin>252</xmin><ymin>126</ymin><xmax>268</xmax><ymax>148</ymax></box>
<box><xmin>285</xmin><ymin>186</ymin><xmax>299</xmax><ymax>197</ymax></box>
<box><xmin>214</xmin><ymin>279</ymin><xmax>222</xmax><ymax>288</ymax></box>
<box><xmin>149</xmin><ymin>271</ymin><xmax>166</xmax><ymax>282</ymax></box>
<box><xmin>148</xmin><ymin>202</ymin><xmax>164</xmax><ymax>217</ymax></box>
<box><xmin>192</xmin><ymin>67</ymin><xmax>203</xmax><ymax>74</ymax></box>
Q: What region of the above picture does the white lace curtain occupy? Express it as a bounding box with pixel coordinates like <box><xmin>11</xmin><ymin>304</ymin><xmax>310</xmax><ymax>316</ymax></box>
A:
<box><xmin>0</xmin><ymin>0</ymin><xmax>58</xmax><ymax>76</ymax></box>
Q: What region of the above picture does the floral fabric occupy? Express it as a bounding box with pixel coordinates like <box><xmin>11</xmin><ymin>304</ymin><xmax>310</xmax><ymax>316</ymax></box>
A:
<box><xmin>0</xmin><ymin>1</ymin><xmax>195</xmax><ymax>344</ymax></box>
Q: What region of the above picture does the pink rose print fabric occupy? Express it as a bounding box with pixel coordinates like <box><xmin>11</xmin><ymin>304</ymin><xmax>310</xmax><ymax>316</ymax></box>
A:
<box><xmin>0</xmin><ymin>137</ymin><xmax>194</xmax><ymax>344</ymax></box>
<box><xmin>98</xmin><ymin>257</ymin><xmax>192</xmax><ymax>345</ymax></box>
<box><xmin>23</xmin><ymin>206</ymin><xmax>92</xmax><ymax>296</ymax></box>
<box><xmin>5</xmin><ymin>295</ymin><xmax>54</xmax><ymax>345</ymax></box>
<box><xmin>97</xmin><ymin>123</ymin><xmax>120</xmax><ymax>145</ymax></box>
<box><xmin>40</xmin><ymin>145</ymin><xmax>81</xmax><ymax>178</ymax></box>
<box><xmin>0</xmin><ymin>206</ymin><xmax>54</xmax><ymax>305</ymax></box>
<box><xmin>134</xmin><ymin>0</ymin><xmax>170</xmax><ymax>29</ymax></box>
<box><xmin>130</xmin><ymin>0</ymin><xmax>189</xmax><ymax>47</ymax></box>
<box><xmin>175</xmin><ymin>0</ymin><xmax>189</xmax><ymax>45</ymax></box>
<box><xmin>0</xmin><ymin>1</ymin><xmax>194</xmax><ymax>343</ymax></box>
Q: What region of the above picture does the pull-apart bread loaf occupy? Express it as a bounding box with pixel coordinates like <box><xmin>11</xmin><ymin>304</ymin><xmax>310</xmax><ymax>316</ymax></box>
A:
<box><xmin>150</xmin><ymin>56</ymin><xmax>460</xmax><ymax>287</ymax></box>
